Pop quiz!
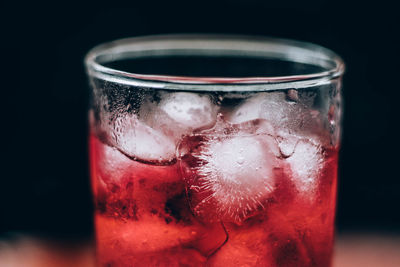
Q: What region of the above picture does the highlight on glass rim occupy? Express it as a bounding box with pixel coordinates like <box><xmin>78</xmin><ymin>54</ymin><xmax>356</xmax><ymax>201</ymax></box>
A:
<box><xmin>85</xmin><ymin>34</ymin><xmax>344</xmax><ymax>267</ymax></box>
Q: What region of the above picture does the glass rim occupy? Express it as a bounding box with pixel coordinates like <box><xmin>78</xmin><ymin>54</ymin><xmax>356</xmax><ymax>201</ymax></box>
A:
<box><xmin>84</xmin><ymin>34</ymin><xmax>345</xmax><ymax>91</ymax></box>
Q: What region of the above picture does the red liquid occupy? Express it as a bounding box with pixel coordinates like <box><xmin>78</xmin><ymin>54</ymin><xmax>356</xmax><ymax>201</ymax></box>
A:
<box><xmin>90</xmin><ymin>129</ymin><xmax>338</xmax><ymax>266</ymax></box>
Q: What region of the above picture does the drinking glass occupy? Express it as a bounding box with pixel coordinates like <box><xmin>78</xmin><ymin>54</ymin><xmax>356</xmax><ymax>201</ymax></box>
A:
<box><xmin>85</xmin><ymin>35</ymin><xmax>344</xmax><ymax>267</ymax></box>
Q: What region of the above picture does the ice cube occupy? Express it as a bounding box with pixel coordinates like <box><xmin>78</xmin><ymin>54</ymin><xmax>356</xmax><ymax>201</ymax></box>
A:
<box><xmin>142</xmin><ymin>92</ymin><xmax>218</xmax><ymax>142</ymax></box>
<box><xmin>112</xmin><ymin>114</ymin><xmax>176</xmax><ymax>164</ymax></box>
<box><xmin>179</xmin><ymin>120</ymin><xmax>279</xmax><ymax>224</ymax></box>
<box><xmin>228</xmin><ymin>92</ymin><xmax>289</xmax><ymax>128</ymax></box>
<box><xmin>228</xmin><ymin>91</ymin><xmax>328</xmax><ymax>144</ymax></box>
<box><xmin>276</xmin><ymin>131</ymin><xmax>300</xmax><ymax>158</ymax></box>
<box><xmin>188</xmin><ymin>223</ymin><xmax>228</xmax><ymax>257</ymax></box>
<box><xmin>91</xmin><ymin>135</ymin><xmax>135</xmax><ymax>186</ymax></box>
<box><xmin>286</xmin><ymin>138</ymin><xmax>323</xmax><ymax>199</ymax></box>
<box><xmin>207</xmin><ymin>222</ymin><xmax>273</xmax><ymax>267</ymax></box>
<box><xmin>158</xmin><ymin>92</ymin><xmax>218</xmax><ymax>130</ymax></box>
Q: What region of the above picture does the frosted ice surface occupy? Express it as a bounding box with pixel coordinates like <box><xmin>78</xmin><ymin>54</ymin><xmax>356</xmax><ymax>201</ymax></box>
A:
<box><xmin>184</xmin><ymin>126</ymin><xmax>280</xmax><ymax>223</ymax></box>
<box><xmin>228</xmin><ymin>92</ymin><xmax>290</xmax><ymax>129</ymax></box>
<box><xmin>286</xmin><ymin>139</ymin><xmax>323</xmax><ymax>198</ymax></box>
<box><xmin>112</xmin><ymin>114</ymin><xmax>176</xmax><ymax>163</ymax></box>
<box><xmin>197</xmin><ymin>136</ymin><xmax>275</xmax><ymax>189</ymax></box>
<box><xmin>228</xmin><ymin>91</ymin><xmax>327</xmax><ymax>145</ymax></box>
<box><xmin>276</xmin><ymin>131</ymin><xmax>299</xmax><ymax>158</ymax></box>
<box><xmin>158</xmin><ymin>92</ymin><xmax>218</xmax><ymax>130</ymax></box>
<box><xmin>139</xmin><ymin>92</ymin><xmax>218</xmax><ymax>152</ymax></box>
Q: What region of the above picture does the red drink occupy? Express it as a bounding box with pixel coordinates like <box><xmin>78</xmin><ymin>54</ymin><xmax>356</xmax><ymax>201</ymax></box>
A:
<box><xmin>85</xmin><ymin>35</ymin><xmax>344</xmax><ymax>267</ymax></box>
<box><xmin>90</xmin><ymin>115</ymin><xmax>338</xmax><ymax>267</ymax></box>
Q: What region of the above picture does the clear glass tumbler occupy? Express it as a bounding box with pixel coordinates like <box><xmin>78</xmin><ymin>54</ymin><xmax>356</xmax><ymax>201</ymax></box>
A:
<box><xmin>85</xmin><ymin>35</ymin><xmax>344</xmax><ymax>267</ymax></box>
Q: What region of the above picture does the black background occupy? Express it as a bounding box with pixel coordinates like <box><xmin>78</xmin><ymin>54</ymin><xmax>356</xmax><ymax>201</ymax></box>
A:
<box><xmin>1</xmin><ymin>1</ymin><xmax>399</xmax><ymax>239</ymax></box>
